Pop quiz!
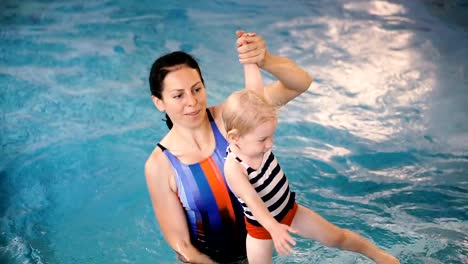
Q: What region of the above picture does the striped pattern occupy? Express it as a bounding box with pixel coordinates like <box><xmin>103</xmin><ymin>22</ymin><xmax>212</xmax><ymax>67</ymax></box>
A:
<box><xmin>228</xmin><ymin>148</ymin><xmax>295</xmax><ymax>227</ymax></box>
<box><xmin>158</xmin><ymin>110</ymin><xmax>246</xmax><ymax>263</ymax></box>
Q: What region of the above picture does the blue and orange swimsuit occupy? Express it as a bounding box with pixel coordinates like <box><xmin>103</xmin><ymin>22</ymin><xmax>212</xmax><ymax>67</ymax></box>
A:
<box><xmin>157</xmin><ymin>109</ymin><xmax>247</xmax><ymax>263</ymax></box>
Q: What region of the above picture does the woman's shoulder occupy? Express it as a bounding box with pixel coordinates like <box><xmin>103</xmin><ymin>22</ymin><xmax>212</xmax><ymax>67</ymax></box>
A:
<box><xmin>145</xmin><ymin>146</ymin><xmax>164</xmax><ymax>174</ymax></box>
<box><xmin>144</xmin><ymin>145</ymin><xmax>180</xmax><ymax>200</ymax></box>
<box><xmin>145</xmin><ymin>144</ymin><xmax>178</xmax><ymax>191</ymax></box>
<box><xmin>145</xmin><ymin>144</ymin><xmax>171</xmax><ymax>180</ymax></box>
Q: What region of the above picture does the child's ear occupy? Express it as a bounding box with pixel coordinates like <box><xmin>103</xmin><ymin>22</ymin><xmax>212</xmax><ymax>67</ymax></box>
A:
<box><xmin>152</xmin><ymin>96</ymin><xmax>165</xmax><ymax>112</ymax></box>
<box><xmin>227</xmin><ymin>129</ymin><xmax>240</xmax><ymax>142</ymax></box>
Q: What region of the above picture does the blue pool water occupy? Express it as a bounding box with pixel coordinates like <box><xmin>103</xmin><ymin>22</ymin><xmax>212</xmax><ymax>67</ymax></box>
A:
<box><xmin>1</xmin><ymin>0</ymin><xmax>467</xmax><ymax>263</ymax></box>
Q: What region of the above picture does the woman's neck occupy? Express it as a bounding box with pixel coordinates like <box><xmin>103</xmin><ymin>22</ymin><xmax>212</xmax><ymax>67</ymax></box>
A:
<box><xmin>170</xmin><ymin>114</ymin><xmax>213</xmax><ymax>152</ymax></box>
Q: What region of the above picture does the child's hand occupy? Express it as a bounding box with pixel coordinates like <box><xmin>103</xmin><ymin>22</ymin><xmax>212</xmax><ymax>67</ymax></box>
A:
<box><xmin>268</xmin><ymin>222</ymin><xmax>297</xmax><ymax>255</ymax></box>
<box><xmin>235</xmin><ymin>30</ymin><xmax>267</xmax><ymax>66</ymax></box>
<box><xmin>236</xmin><ymin>30</ymin><xmax>255</xmax><ymax>46</ymax></box>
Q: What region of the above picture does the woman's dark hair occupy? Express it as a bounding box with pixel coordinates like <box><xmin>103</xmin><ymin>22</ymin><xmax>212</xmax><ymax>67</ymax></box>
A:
<box><xmin>149</xmin><ymin>51</ymin><xmax>205</xmax><ymax>129</ymax></box>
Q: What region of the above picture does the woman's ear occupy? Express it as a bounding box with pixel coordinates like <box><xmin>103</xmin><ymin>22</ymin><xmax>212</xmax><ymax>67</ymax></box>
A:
<box><xmin>227</xmin><ymin>129</ymin><xmax>240</xmax><ymax>142</ymax></box>
<box><xmin>152</xmin><ymin>96</ymin><xmax>165</xmax><ymax>112</ymax></box>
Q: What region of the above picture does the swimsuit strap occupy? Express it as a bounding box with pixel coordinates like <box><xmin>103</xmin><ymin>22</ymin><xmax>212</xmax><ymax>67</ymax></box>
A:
<box><xmin>206</xmin><ymin>108</ymin><xmax>214</xmax><ymax>121</ymax></box>
<box><xmin>207</xmin><ymin>108</ymin><xmax>228</xmax><ymax>153</ymax></box>
<box><xmin>157</xmin><ymin>143</ymin><xmax>166</xmax><ymax>151</ymax></box>
<box><xmin>227</xmin><ymin>147</ymin><xmax>255</xmax><ymax>174</ymax></box>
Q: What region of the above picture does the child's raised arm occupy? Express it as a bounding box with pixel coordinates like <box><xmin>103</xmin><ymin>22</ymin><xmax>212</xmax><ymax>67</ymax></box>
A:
<box><xmin>244</xmin><ymin>63</ymin><xmax>263</xmax><ymax>95</ymax></box>
<box><xmin>240</xmin><ymin>32</ymin><xmax>264</xmax><ymax>95</ymax></box>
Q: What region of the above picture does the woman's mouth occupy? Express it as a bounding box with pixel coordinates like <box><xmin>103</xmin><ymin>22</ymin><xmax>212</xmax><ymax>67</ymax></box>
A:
<box><xmin>185</xmin><ymin>109</ymin><xmax>201</xmax><ymax>116</ymax></box>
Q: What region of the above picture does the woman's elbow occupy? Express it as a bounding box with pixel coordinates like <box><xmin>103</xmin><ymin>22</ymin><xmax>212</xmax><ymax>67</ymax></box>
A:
<box><xmin>302</xmin><ymin>74</ymin><xmax>313</xmax><ymax>92</ymax></box>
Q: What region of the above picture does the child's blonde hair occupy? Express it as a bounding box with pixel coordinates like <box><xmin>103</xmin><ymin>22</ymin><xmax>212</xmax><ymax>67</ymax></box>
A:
<box><xmin>222</xmin><ymin>90</ymin><xmax>277</xmax><ymax>137</ymax></box>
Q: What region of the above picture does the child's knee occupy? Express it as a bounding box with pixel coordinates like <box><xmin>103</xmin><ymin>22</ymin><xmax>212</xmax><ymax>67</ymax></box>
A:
<box><xmin>322</xmin><ymin>228</ymin><xmax>346</xmax><ymax>248</ymax></box>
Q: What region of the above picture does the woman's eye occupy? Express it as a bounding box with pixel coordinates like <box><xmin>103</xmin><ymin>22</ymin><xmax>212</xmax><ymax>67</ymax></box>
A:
<box><xmin>194</xmin><ymin>87</ymin><xmax>202</xmax><ymax>93</ymax></box>
<box><xmin>173</xmin><ymin>94</ymin><xmax>182</xmax><ymax>99</ymax></box>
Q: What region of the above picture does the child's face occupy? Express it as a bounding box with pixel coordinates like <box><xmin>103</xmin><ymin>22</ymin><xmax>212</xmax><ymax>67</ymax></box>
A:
<box><xmin>236</xmin><ymin>119</ymin><xmax>277</xmax><ymax>158</ymax></box>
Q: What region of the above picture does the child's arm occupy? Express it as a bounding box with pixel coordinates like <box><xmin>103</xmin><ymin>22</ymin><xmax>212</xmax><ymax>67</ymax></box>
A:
<box><xmin>244</xmin><ymin>63</ymin><xmax>263</xmax><ymax>95</ymax></box>
<box><xmin>240</xmin><ymin>32</ymin><xmax>264</xmax><ymax>95</ymax></box>
<box><xmin>224</xmin><ymin>155</ymin><xmax>296</xmax><ymax>255</ymax></box>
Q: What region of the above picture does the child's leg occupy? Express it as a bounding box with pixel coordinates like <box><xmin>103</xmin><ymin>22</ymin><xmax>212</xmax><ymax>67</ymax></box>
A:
<box><xmin>291</xmin><ymin>205</ymin><xmax>399</xmax><ymax>264</ymax></box>
<box><xmin>246</xmin><ymin>234</ymin><xmax>274</xmax><ymax>264</ymax></box>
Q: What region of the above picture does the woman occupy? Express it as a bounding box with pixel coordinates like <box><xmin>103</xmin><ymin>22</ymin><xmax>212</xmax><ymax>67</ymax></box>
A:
<box><xmin>145</xmin><ymin>31</ymin><xmax>313</xmax><ymax>263</ymax></box>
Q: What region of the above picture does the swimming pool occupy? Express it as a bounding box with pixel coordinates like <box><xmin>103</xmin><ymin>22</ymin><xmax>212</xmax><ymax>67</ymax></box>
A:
<box><xmin>1</xmin><ymin>0</ymin><xmax>467</xmax><ymax>263</ymax></box>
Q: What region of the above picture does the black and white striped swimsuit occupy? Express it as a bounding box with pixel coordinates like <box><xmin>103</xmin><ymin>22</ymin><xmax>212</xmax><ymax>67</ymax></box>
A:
<box><xmin>227</xmin><ymin>147</ymin><xmax>296</xmax><ymax>227</ymax></box>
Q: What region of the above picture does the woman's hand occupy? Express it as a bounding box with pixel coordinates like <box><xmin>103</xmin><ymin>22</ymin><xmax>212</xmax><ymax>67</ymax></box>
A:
<box><xmin>236</xmin><ymin>30</ymin><xmax>268</xmax><ymax>67</ymax></box>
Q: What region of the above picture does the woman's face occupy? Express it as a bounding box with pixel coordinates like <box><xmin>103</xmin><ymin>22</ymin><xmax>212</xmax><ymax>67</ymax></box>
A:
<box><xmin>153</xmin><ymin>65</ymin><xmax>207</xmax><ymax>129</ymax></box>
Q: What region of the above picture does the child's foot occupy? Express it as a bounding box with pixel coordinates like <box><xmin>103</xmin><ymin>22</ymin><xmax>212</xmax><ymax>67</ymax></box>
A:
<box><xmin>374</xmin><ymin>252</ymin><xmax>400</xmax><ymax>264</ymax></box>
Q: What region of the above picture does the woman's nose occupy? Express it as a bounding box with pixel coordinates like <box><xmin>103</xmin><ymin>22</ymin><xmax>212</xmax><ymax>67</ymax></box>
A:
<box><xmin>186</xmin><ymin>92</ymin><xmax>197</xmax><ymax>105</ymax></box>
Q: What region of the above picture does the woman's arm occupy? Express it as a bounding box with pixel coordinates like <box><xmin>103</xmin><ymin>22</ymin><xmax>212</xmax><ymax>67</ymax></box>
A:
<box><xmin>212</xmin><ymin>31</ymin><xmax>312</xmax><ymax>133</ymax></box>
<box><xmin>261</xmin><ymin>53</ymin><xmax>313</xmax><ymax>107</ymax></box>
<box><xmin>224</xmin><ymin>156</ymin><xmax>296</xmax><ymax>255</ymax></box>
<box><xmin>145</xmin><ymin>150</ymin><xmax>215</xmax><ymax>264</ymax></box>
<box><xmin>236</xmin><ymin>31</ymin><xmax>313</xmax><ymax>107</ymax></box>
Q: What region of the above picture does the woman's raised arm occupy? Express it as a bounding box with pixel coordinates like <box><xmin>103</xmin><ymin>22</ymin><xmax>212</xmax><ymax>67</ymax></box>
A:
<box><xmin>236</xmin><ymin>31</ymin><xmax>313</xmax><ymax>107</ymax></box>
